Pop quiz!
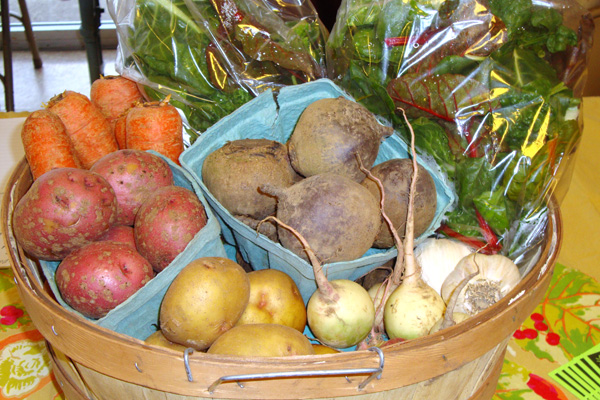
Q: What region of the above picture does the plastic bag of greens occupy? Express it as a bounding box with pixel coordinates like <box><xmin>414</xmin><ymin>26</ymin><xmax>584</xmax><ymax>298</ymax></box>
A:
<box><xmin>326</xmin><ymin>0</ymin><xmax>593</xmax><ymax>265</ymax></box>
<box><xmin>107</xmin><ymin>0</ymin><xmax>328</xmax><ymax>143</ymax></box>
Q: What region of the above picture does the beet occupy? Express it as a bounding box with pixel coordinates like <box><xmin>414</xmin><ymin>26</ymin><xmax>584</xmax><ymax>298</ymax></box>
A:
<box><xmin>261</xmin><ymin>173</ymin><xmax>381</xmax><ymax>263</ymax></box>
<box><xmin>362</xmin><ymin>158</ymin><xmax>437</xmax><ymax>248</ymax></box>
<box><xmin>202</xmin><ymin>139</ymin><xmax>300</xmax><ymax>220</ymax></box>
<box><xmin>287</xmin><ymin>97</ymin><xmax>392</xmax><ymax>182</ymax></box>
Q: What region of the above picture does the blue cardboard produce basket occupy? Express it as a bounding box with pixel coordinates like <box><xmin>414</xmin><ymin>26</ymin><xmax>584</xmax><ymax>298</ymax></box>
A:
<box><xmin>180</xmin><ymin>79</ymin><xmax>456</xmax><ymax>303</ymax></box>
<box><xmin>38</xmin><ymin>152</ymin><xmax>227</xmax><ymax>341</ymax></box>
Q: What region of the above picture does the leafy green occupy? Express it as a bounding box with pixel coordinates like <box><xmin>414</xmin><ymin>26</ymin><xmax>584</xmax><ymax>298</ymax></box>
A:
<box><xmin>489</xmin><ymin>0</ymin><xmax>577</xmax><ymax>54</ymax></box>
<box><xmin>473</xmin><ymin>188</ymin><xmax>515</xmax><ymax>232</ymax></box>
<box><xmin>119</xmin><ymin>0</ymin><xmax>326</xmax><ymax>142</ymax></box>
<box><xmin>326</xmin><ymin>0</ymin><xmax>587</xmax><ymax>256</ymax></box>
<box><xmin>411</xmin><ymin>117</ymin><xmax>457</xmax><ymax>178</ymax></box>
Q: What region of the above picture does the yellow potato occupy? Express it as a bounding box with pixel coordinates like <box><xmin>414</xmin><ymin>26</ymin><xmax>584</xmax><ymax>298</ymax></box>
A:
<box><xmin>207</xmin><ymin>323</ymin><xmax>315</xmax><ymax>357</ymax></box>
<box><xmin>144</xmin><ymin>330</ymin><xmax>188</xmax><ymax>352</ymax></box>
<box><xmin>160</xmin><ymin>257</ymin><xmax>250</xmax><ymax>351</ymax></box>
<box><xmin>236</xmin><ymin>269</ymin><xmax>307</xmax><ymax>332</ymax></box>
<box><xmin>312</xmin><ymin>344</ymin><xmax>341</xmax><ymax>355</ymax></box>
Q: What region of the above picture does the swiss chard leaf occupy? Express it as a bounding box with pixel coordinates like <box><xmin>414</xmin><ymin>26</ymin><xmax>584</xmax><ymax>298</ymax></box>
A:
<box><xmin>410</xmin><ymin>117</ymin><xmax>457</xmax><ymax>178</ymax></box>
<box><xmin>387</xmin><ymin>73</ymin><xmax>495</xmax><ymax>122</ymax></box>
<box><xmin>339</xmin><ymin>60</ymin><xmax>397</xmax><ymax>120</ymax></box>
<box><xmin>443</xmin><ymin>206</ymin><xmax>482</xmax><ymax>239</ymax></box>
<box><xmin>455</xmin><ymin>156</ymin><xmax>496</xmax><ymax>208</ymax></box>
<box><xmin>473</xmin><ymin>188</ymin><xmax>515</xmax><ymax>232</ymax></box>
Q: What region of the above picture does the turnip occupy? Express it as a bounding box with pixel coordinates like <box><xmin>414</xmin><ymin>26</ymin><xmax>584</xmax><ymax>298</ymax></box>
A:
<box><xmin>381</xmin><ymin>113</ymin><xmax>446</xmax><ymax>340</ymax></box>
<box><xmin>260</xmin><ymin>217</ymin><xmax>375</xmax><ymax>349</ymax></box>
<box><xmin>356</xmin><ymin>113</ymin><xmax>445</xmax><ymax>344</ymax></box>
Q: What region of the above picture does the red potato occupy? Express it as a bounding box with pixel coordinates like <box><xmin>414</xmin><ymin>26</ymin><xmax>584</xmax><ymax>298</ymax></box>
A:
<box><xmin>90</xmin><ymin>75</ymin><xmax>144</xmax><ymax>131</ymax></box>
<box><xmin>46</xmin><ymin>91</ymin><xmax>119</xmax><ymax>169</ymax></box>
<box><xmin>21</xmin><ymin>110</ymin><xmax>82</xmax><ymax>180</ymax></box>
<box><xmin>135</xmin><ymin>186</ymin><xmax>208</xmax><ymax>272</ymax></box>
<box><xmin>90</xmin><ymin>149</ymin><xmax>174</xmax><ymax>226</ymax></box>
<box><xmin>125</xmin><ymin>98</ymin><xmax>184</xmax><ymax>165</ymax></box>
<box><xmin>56</xmin><ymin>241</ymin><xmax>154</xmax><ymax>319</ymax></box>
<box><xmin>96</xmin><ymin>225</ymin><xmax>137</xmax><ymax>249</ymax></box>
<box><xmin>13</xmin><ymin>168</ymin><xmax>118</xmax><ymax>261</ymax></box>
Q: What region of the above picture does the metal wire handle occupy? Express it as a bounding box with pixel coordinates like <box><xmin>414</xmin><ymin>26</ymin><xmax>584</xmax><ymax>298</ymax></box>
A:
<box><xmin>182</xmin><ymin>347</ymin><xmax>385</xmax><ymax>394</ymax></box>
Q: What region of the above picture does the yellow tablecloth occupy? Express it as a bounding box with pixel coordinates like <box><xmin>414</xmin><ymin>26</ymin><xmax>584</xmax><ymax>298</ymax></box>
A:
<box><xmin>493</xmin><ymin>97</ymin><xmax>600</xmax><ymax>400</ymax></box>
<box><xmin>0</xmin><ymin>99</ymin><xmax>598</xmax><ymax>400</ymax></box>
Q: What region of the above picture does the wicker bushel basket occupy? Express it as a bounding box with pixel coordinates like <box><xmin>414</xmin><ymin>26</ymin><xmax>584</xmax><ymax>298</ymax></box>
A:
<box><xmin>2</xmin><ymin>158</ymin><xmax>562</xmax><ymax>400</ymax></box>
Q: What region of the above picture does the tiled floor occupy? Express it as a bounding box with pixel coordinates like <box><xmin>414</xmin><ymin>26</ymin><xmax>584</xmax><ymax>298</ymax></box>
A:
<box><xmin>1</xmin><ymin>49</ymin><xmax>118</xmax><ymax>113</ymax></box>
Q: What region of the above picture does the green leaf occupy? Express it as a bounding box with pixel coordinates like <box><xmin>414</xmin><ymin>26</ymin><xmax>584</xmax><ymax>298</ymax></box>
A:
<box><xmin>489</xmin><ymin>0</ymin><xmax>532</xmax><ymax>34</ymax></box>
<box><xmin>473</xmin><ymin>188</ymin><xmax>514</xmax><ymax>232</ymax></box>
<box><xmin>547</xmin><ymin>25</ymin><xmax>578</xmax><ymax>53</ymax></box>
<box><xmin>530</xmin><ymin>8</ymin><xmax>562</xmax><ymax>31</ymax></box>
<box><xmin>340</xmin><ymin>60</ymin><xmax>397</xmax><ymax>120</ymax></box>
<box><xmin>455</xmin><ymin>157</ymin><xmax>495</xmax><ymax>208</ymax></box>
<box><xmin>410</xmin><ymin>117</ymin><xmax>456</xmax><ymax>178</ymax></box>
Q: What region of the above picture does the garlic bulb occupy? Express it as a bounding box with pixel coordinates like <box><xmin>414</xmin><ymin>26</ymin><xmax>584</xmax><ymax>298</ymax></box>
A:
<box><xmin>429</xmin><ymin>312</ymin><xmax>470</xmax><ymax>334</ymax></box>
<box><xmin>440</xmin><ymin>253</ymin><xmax>521</xmax><ymax>316</ymax></box>
<box><xmin>416</xmin><ymin>238</ymin><xmax>475</xmax><ymax>295</ymax></box>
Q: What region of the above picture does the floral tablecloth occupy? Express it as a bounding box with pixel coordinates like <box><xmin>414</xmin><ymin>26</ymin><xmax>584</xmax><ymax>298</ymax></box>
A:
<box><xmin>0</xmin><ymin>98</ymin><xmax>598</xmax><ymax>400</ymax></box>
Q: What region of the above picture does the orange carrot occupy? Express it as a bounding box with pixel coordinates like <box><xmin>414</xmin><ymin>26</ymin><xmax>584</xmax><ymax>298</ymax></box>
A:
<box><xmin>113</xmin><ymin>112</ymin><xmax>128</xmax><ymax>150</ymax></box>
<box><xmin>21</xmin><ymin>110</ymin><xmax>82</xmax><ymax>180</ymax></box>
<box><xmin>46</xmin><ymin>91</ymin><xmax>118</xmax><ymax>169</ymax></box>
<box><xmin>125</xmin><ymin>98</ymin><xmax>184</xmax><ymax>164</ymax></box>
<box><xmin>90</xmin><ymin>75</ymin><xmax>145</xmax><ymax>131</ymax></box>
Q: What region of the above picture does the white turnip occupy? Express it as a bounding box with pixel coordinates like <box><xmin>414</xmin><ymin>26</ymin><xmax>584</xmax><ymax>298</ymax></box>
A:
<box><xmin>381</xmin><ymin>112</ymin><xmax>446</xmax><ymax>340</ymax></box>
<box><xmin>261</xmin><ymin>217</ymin><xmax>375</xmax><ymax>349</ymax></box>
<box><xmin>356</xmin><ymin>112</ymin><xmax>445</xmax><ymax>344</ymax></box>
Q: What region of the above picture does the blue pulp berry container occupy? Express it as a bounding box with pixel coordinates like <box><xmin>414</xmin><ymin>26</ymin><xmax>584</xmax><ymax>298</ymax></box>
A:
<box><xmin>39</xmin><ymin>152</ymin><xmax>227</xmax><ymax>340</ymax></box>
<box><xmin>180</xmin><ymin>79</ymin><xmax>456</xmax><ymax>304</ymax></box>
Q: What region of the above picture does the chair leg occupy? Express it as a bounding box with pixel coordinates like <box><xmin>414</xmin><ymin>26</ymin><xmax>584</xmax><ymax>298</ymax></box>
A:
<box><xmin>78</xmin><ymin>0</ymin><xmax>104</xmax><ymax>84</ymax></box>
<box><xmin>1</xmin><ymin>0</ymin><xmax>15</xmax><ymax>112</ymax></box>
<box><xmin>17</xmin><ymin>0</ymin><xmax>42</xmax><ymax>69</ymax></box>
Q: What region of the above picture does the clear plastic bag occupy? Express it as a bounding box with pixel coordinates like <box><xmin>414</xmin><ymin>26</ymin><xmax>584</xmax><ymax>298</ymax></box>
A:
<box><xmin>326</xmin><ymin>0</ymin><xmax>594</xmax><ymax>263</ymax></box>
<box><xmin>106</xmin><ymin>0</ymin><xmax>329</xmax><ymax>142</ymax></box>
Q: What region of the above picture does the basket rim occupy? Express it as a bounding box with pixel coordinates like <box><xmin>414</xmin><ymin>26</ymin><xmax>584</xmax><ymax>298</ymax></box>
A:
<box><xmin>2</xmin><ymin>157</ymin><xmax>562</xmax><ymax>399</ymax></box>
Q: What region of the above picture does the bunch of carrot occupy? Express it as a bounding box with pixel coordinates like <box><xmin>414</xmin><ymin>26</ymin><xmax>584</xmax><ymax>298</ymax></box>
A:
<box><xmin>22</xmin><ymin>75</ymin><xmax>185</xmax><ymax>179</ymax></box>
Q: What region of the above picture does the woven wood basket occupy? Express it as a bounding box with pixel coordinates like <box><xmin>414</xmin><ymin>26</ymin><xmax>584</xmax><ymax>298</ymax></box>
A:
<box><xmin>2</xmin><ymin>158</ymin><xmax>562</xmax><ymax>400</ymax></box>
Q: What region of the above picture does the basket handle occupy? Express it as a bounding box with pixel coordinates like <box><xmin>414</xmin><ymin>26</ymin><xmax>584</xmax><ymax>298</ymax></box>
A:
<box><xmin>182</xmin><ymin>347</ymin><xmax>385</xmax><ymax>394</ymax></box>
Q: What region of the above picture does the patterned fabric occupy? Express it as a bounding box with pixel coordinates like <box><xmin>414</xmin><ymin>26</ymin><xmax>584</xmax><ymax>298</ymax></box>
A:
<box><xmin>495</xmin><ymin>264</ymin><xmax>599</xmax><ymax>399</ymax></box>
<box><xmin>0</xmin><ymin>269</ymin><xmax>63</xmax><ymax>399</ymax></box>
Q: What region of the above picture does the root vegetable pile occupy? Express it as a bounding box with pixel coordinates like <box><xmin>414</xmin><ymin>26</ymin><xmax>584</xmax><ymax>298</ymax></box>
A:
<box><xmin>11</xmin><ymin>75</ymin><xmax>526</xmax><ymax>357</ymax></box>
<box><xmin>14</xmin><ymin>77</ymin><xmax>208</xmax><ymax>318</ymax></box>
